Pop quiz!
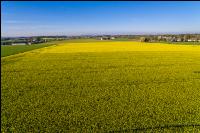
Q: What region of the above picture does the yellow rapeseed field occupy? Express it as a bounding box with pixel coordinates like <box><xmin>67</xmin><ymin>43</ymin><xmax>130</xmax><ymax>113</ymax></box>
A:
<box><xmin>2</xmin><ymin>41</ymin><xmax>200</xmax><ymax>132</ymax></box>
<box><xmin>40</xmin><ymin>41</ymin><xmax>200</xmax><ymax>53</ymax></box>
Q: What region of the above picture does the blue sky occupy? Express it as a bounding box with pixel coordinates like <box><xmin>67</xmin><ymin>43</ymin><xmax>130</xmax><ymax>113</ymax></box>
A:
<box><xmin>1</xmin><ymin>1</ymin><xmax>200</xmax><ymax>37</ymax></box>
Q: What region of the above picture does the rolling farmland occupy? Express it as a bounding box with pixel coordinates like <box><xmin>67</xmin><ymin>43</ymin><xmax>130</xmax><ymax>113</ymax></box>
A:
<box><xmin>1</xmin><ymin>41</ymin><xmax>200</xmax><ymax>132</ymax></box>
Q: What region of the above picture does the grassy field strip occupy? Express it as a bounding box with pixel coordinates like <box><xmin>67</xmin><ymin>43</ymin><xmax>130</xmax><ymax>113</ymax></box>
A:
<box><xmin>1</xmin><ymin>44</ymin><xmax>58</xmax><ymax>59</ymax></box>
<box><xmin>1</xmin><ymin>42</ymin><xmax>58</xmax><ymax>57</ymax></box>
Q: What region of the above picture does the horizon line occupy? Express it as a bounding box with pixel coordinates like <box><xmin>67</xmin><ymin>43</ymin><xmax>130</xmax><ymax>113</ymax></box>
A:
<box><xmin>2</xmin><ymin>32</ymin><xmax>200</xmax><ymax>38</ymax></box>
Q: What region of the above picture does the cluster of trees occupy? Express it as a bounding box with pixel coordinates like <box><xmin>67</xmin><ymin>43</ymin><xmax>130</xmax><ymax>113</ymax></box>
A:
<box><xmin>140</xmin><ymin>37</ymin><xmax>151</xmax><ymax>42</ymax></box>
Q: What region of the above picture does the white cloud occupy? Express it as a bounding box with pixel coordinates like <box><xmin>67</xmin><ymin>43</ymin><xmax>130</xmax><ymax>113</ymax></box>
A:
<box><xmin>3</xmin><ymin>20</ymin><xmax>41</xmax><ymax>24</ymax></box>
<box><xmin>3</xmin><ymin>20</ymin><xmax>26</xmax><ymax>24</ymax></box>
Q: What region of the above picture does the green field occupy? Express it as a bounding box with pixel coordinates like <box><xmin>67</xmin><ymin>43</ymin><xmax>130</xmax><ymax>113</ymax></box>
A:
<box><xmin>1</xmin><ymin>41</ymin><xmax>200</xmax><ymax>132</ymax></box>
<box><xmin>1</xmin><ymin>42</ymin><xmax>56</xmax><ymax>57</ymax></box>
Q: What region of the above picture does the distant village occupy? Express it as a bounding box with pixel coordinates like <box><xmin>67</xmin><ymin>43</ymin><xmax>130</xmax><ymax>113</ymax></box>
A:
<box><xmin>138</xmin><ymin>34</ymin><xmax>200</xmax><ymax>42</ymax></box>
<box><xmin>1</xmin><ymin>34</ymin><xmax>200</xmax><ymax>45</ymax></box>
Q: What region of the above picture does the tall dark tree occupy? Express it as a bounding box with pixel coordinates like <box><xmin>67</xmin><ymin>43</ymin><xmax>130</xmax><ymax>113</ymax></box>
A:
<box><xmin>140</xmin><ymin>37</ymin><xmax>150</xmax><ymax>42</ymax></box>
<box><xmin>184</xmin><ymin>35</ymin><xmax>190</xmax><ymax>42</ymax></box>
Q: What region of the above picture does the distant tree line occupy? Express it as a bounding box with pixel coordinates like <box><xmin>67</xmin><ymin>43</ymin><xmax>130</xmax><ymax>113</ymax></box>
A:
<box><xmin>2</xmin><ymin>34</ymin><xmax>200</xmax><ymax>45</ymax></box>
<box><xmin>139</xmin><ymin>34</ymin><xmax>200</xmax><ymax>42</ymax></box>
<box><xmin>1</xmin><ymin>36</ymin><xmax>66</xmax><ymax>45</ymax></box>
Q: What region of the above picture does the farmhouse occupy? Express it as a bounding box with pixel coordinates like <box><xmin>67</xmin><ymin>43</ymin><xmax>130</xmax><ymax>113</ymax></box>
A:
<box><xmin>100</xmin><ymin>37</ymin><xmax>109</xmax><ymax>40</ymax></box>
<box><xmin>177</xmin><ymin>38</ymin><xmax>182</xmax><ymax>42</ymax></box>
<box><xmin>170</xmin><ymin>37</ymin><xmax>177</xmax><ymax>42</ymax></box>
<box><xmin>187</xmin><ymin>39</ymin><xmax>197</xmax><ymax>42</ymax></box>
<box><xmin>100</xmin><ymin>36</ymin><xmax>115</xmax><ymax>40</ymax></box>
<box><xmin>12</xmin><ymin>43</ymin><xmax>26</xmax><ymax>45</ymax></box>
